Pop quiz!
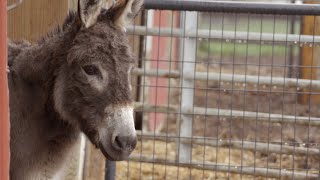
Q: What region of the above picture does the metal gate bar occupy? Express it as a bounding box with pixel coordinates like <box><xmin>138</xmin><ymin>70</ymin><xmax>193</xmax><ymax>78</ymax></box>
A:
<box><xmin>127</xmin><ymin>26</ymin><xmax>320</xmax><ymax>45</ymax></box>
<box><xmin>134</xmin><ymin>103</ymin><xmax>320</xmax><ymax>126</ymax></box>
<box><xmin>144</xmin><ymin>0</ymin><xmax>320</xmax><ymax>15</ymax></box>
<box><xmin>129</xmin><ymin>155</ymin><xmax>319</xmax><ymax>179</ymax></box>
<box><xmin>132</xmin><ymin>68</ymin><xmax>320</xmax><ymax>89</ymax></box>
<box><xmin>137</xmin><ymin>131</ymin><xmax>320</xmax><ymax>156</ymax></box>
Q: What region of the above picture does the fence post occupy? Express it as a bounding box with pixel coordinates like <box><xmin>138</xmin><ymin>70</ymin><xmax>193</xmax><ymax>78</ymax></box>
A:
<box><xmin>0</xmin><ymin>0</ymin><xmax>10</xmax><ymax>180</ymax></box>
<box><xmin>105</xmin><ymin>161</ymin><xmax>116</xmax><ymax>180</ymax></box>
<box><xmin>299</xmin><ymin>0</ymin><xmax>320</xmax><ymax>104</ymax></box>
<box><xmin>178</xmin><ymin>10</ymin><xmax>197</xmax><ymax>163</ymax></box>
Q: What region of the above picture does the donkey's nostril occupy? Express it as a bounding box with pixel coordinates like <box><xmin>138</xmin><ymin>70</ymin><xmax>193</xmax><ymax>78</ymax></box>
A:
<box><xmin>112</xmin><ymin>135</ymin><xmax>137</xmax><ymax>151</ymax></box>
<box><xmin>114</xmin><ymin>136</ymin><xmax>123</xmax><ymax>150</ymax></box>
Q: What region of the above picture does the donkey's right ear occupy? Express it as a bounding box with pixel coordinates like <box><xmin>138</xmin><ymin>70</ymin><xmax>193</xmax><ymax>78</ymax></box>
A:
<box><xmin>78</xmin><ymin>0</ymin><xmax>106</xmax><ymax>28</ymax></box>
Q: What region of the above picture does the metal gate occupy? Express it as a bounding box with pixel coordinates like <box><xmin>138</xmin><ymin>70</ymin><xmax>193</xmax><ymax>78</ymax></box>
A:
<box><xmin>115</xmin><ymin>0</ymin><xmax>320</xmax><ymax>179</ymax></box>
<box><xmin>5</xmin><ymin>0</ymin><xmax>320</xmax><ymax>179</ymax></box>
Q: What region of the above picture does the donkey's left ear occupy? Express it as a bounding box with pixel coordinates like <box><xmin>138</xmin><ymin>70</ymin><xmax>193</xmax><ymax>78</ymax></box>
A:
<box><xmin>109</xmin><ymin>0</ymin><xmax>144</xmax><ymax>31</ymax></box>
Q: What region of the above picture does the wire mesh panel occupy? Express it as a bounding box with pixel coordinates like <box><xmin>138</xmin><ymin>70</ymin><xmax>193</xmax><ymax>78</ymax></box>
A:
<box><xmin>117</xmin><ymin>0</ymin><xmax>320</xmax><ymax>179</ymax></box>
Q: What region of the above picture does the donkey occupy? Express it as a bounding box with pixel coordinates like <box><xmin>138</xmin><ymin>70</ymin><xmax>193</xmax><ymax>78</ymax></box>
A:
<box><xmin>7</xmin><ymin>0</ymin><xmax>143</xmax><ymax>179</ymax></box>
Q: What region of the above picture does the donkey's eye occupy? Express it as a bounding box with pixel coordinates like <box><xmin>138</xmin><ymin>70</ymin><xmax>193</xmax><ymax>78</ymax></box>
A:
<box><xmin>82</xmin><ymin>65</ymin><xmax>100</xmax><ymax>76</ymax></box>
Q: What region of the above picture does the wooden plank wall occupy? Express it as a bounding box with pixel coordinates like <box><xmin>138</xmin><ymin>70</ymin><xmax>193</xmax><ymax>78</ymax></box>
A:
<box><xmin>7</xmin><ymin>0</ymin><xmax>68</xmax><ymax>41</ymax></box>
<box><xmin>299</xmin><ymin>0</ymin><xmax>320</xmax><ymax>104</ymax></box>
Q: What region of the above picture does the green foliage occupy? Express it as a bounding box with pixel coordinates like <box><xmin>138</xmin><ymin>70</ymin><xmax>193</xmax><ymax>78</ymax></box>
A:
<box><xmin>198</xmin><ymin>41</ymin><xmax>299</xmax><ymax>58</ymax></box>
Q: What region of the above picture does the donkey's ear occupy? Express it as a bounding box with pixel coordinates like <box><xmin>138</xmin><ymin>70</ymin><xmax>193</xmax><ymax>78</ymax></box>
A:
<box><xmin>78</xmin><ymin>0</ymin><xmax>106</xmax><ymax>28</ymax></box>
<box><xmin>109</xmin><ymin>0</ymin><xmax>143</xmax><ymax>30</ymax></box>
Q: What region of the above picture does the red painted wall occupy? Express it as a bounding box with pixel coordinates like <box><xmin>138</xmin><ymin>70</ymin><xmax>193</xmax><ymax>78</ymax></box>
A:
<box><xmin>0</xmin><ymin>0</ymin><xmax>10</xmax><ymax>180</ymax></box>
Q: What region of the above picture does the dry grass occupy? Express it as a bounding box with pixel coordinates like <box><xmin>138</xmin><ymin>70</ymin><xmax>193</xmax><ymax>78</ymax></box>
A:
<box><xmin>116</xmin><ymin>140</ymin><xmax>318</xmax><ymax>179</ymax></box>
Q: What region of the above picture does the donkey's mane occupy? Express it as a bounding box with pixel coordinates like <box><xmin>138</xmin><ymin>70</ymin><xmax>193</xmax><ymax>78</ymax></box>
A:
<box><xmin>37</xmin><ymin>11</ymin><xmax>80</xmax><ymax>44</ymax></box>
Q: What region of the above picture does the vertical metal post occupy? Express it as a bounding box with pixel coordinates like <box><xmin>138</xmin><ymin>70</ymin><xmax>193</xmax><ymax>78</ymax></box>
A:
<box><xmin>77</xmin><ymin>135</ymin><xmax>86</xmax><ymax>180</ymax></box>
<box><xmin>288</xmin><ymin>0</ymin><xmax>296</xmax><ymax>78</ymax></box>
<box><xmin>178</xmin><ymin>10</ymin><xmax>197</xmax><ymax>163</ymax></box>
<box><xmin>105</xmin><ymin>161</ymin><xmax>116</xmax><ymax>180</ymax></box>
<box><xmin>0</xmin><ymin>0</ymin><xmax>10</xmax><ymax>180</ymax></box>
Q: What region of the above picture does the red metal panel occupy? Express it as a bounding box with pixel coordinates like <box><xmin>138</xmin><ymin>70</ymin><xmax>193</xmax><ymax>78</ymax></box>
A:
<box><xmin>148</xmin><ymin>11</ymin><xmax>170</xmax><ymax>132</ymax></box>
<box><xmin>148</xmin><ymin>11</ymin><xmax>179</xmax><ymax>132</ymax></box>
<box><xmin>0</xmin><ymin>0</ymin><xmax>10</xmax><ymax>180</ymax></box>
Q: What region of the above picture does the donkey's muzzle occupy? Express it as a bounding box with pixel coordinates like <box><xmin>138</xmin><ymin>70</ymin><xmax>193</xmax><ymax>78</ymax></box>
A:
<box><xmin>112</xmin><ymin>135</ymin><xmax>137</xmax><ymax>152</ymax></box>
<box><xmin>99</xmin><ymin>106</ymin><xmax>137</xmax><ymax>161</ymax></box>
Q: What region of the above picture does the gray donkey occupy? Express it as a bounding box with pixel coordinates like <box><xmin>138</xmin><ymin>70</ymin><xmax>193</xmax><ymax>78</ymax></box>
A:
<box><xmin>7</xmin><ymin>0</ymin><xmax>143</xmax><ymax>179</ymax></box>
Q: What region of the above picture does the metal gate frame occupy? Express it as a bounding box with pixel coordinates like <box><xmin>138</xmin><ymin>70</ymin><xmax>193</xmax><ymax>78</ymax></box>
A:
<box><xmin>124</xmin><ymin>0</ymin><xmax>320</xmax><ymax>179</ymax></box>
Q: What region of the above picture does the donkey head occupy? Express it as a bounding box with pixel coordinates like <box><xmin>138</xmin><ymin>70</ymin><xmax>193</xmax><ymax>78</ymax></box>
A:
<box><xmin>54</xmin><ymin>0</ymin><xmax>143</xmax><ymax>161</ymax></box>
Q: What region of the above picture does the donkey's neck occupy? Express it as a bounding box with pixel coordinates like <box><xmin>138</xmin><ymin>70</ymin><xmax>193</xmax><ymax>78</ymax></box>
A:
<box><xmin>9</xmin><ymin>13</ymin><xmax>83</xmax><ymax>179</ymax></box>
<box><xmin>9</xmin><ymin>36</ymin><xmax>80</xmax><ymax>138</ymax></box>
<box><xmin>10</xmin><ymin>28</ymin><xmax>81</xmax><ymax>133</ymax></box>
<box><xmin>9</xmin><ymin>38</ymin><xmax>80</xmax><ymax>179</ymax></box>
<box><xmin>8</xmin><ymin>15</ymin><xmax>82</xmax><ymax>178</ymax></box>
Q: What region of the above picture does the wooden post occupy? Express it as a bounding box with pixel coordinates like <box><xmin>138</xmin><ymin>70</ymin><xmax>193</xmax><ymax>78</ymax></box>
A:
<box><xmin>299</xmin><ymin>0</ymin><xmax>320</xmax><ymax>104</ymax></box>
<box><xmin>0</xmin><ymin>1</ymin><xmax>10</xmax><ymax>180</ymax></box>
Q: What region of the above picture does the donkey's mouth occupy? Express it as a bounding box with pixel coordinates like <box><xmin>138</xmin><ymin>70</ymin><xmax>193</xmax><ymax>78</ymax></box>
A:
<box><xmin>98</xmin><ymin>144</ymin><xmax>116</xmax><ymax>161</ymax></box>
<box><xmin>98</xmin><ymin>142</ymin><xmax>131</xmax><ymax>161</ymax></box>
